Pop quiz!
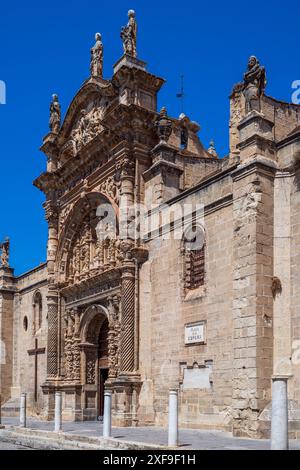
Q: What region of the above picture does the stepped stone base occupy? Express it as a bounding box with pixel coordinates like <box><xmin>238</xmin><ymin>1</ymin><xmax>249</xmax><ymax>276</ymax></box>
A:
<box><xmin>1</xmin><ymin>398</ymin><xmax>20</xmax><ymax>417</ymax></box>
<box><xmin>0</xmin><ymin>426</ymin><xmax>169</xmax><ymax>450</ymax></box>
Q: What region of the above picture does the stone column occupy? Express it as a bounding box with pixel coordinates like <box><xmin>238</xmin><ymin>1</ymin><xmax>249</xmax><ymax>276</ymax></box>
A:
<box><xmin>20</xmin><ymin>393</ymin><xmax>27</xmax><ymax>428</ymax></box>
<box><xmin>44</xmin><ymin>201</ymin><xmax>59</xmax><ymax>380</ymax></box>
<box><xmin>54</xmin><ymin>391</ymin><xmax>62</xmax><ymax>432</ymax></box>
<box><xmin>46</xmin><ymin>291</ymin><xmax>59</xmax><ymax>378</ymax></box>
<box><xmin>118</xmin><ymin>154</ymin><xmax>136</xmax><ymax>375</ymax></box>
<box><xmin>120</xmin><ymin>253</ymin><xmax>136</xmax><ymax>374</ymax></box>
<box><xmin>168</xmin><ymin>389</ymin><xmax>178</xmax><ymax>447</ymax></box>
<box><xmin>111</xmin><ymin>153</ymin><xmax>142</xmax><ymax>427</ymax></box>
<box><xmin>103</xmin><ymin>390</ymin><xmax>112</xmax><ymax>438</ymax></box>
<box><xmin>271</xmin><ymin>376</ymin><xmax>290</xmax><ymax>450</ymax></box>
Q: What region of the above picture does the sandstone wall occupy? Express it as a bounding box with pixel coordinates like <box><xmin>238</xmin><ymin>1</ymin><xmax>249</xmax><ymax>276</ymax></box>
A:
<box><xmin>139</xmin><ymin>172</ymin><xmax>234</xmax><ymax>430</ymax></box>
<box><xmin>11</xmin><ymin>264</ymin><xmax>48</xmax><ymax>416</ymax></box>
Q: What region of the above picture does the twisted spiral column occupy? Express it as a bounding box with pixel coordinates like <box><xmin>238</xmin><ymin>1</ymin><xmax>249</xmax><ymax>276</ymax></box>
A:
<box><xmin>120</xmin><ymin>260</ymin><xmax>136</xmax><ymax>373</ymax></box>
<box><xmin>46</xmin><ymin>291</ymin><xmax>59</xmax><ymax>378</ymax></box>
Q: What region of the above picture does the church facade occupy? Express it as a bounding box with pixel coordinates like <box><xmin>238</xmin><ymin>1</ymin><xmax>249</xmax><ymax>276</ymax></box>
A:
<box><xmin>1</xmin><ymin>11</ymin><xmax>300</xmax><ymax>439</ymax></box>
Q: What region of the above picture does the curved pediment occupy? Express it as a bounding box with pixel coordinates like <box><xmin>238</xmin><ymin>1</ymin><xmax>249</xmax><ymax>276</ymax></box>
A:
<box><xmin>57</xmin><ymin>78</ymin><xmax>118</xmax><ymax>162</ymax></box>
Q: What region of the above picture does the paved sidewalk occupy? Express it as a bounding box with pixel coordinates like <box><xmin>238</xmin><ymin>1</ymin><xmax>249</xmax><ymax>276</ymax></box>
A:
<box><xmin>2</xmin><ymin>417</ymin><xmax>299</xmax><ymax>450</ymax></box>
<box><xmin>0</xmin><ymin>440</ymin><xmax>32</xmax><ymax>450</ymax></box>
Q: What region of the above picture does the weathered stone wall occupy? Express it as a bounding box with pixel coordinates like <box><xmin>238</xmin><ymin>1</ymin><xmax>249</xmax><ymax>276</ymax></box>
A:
<box><xmin>139</xmin><ymin>171</ymin><xmax>234</xmax><ymax>430</ymax></box>
<box><xmin>0</xmin><ymin>285</ymin><xmax>14</xmax><ymax>403</ymax></box>
<box><xmin>11</xmin><ymin>264</ymin><xmax>48</xmax><ymax>415</ymax></box>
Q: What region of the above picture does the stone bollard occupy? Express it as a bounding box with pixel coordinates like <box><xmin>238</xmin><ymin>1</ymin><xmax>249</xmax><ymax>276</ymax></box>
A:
<box><xmin>20</xmin><ymin>393</ymin><xmax>27</xmax><ymax>428</ymax></box>
<box><xmin>103</xmin><ymin>390</ymin><xmax>112</xmax><ymax>438</ymax></box>
<box><xmin>271</xmin><ymin>375</ymin><xmax>290</xmax><ymax>450</ymax></box>
<box><xmin>168</xmin><ymin>389</ymin><xmax>178</xmax><ymax>447</ymax></box>
<box><xmin>54</xmin><ymin>391</ymin><xmax>62</xmax><ymax>432</ymax></box>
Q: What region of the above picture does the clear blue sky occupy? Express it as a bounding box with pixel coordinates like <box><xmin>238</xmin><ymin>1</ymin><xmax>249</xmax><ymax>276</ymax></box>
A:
<box><xmin>0</xmin><ymin>0</ymin><xmax>299</xmax><ymax>274</ymax></box>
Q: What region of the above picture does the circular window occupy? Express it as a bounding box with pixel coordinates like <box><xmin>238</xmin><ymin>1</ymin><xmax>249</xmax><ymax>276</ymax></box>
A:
<box><xmin>23</xmin><ymin>316</ymin><xmax>28</xmax><ymax>332</ymax></box>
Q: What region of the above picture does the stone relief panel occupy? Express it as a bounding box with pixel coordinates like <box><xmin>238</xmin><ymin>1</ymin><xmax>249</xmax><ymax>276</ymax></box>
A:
<box><xmin>86</xmin><ymin>349</ymin><xmax>96</xmax><ymax>384</ymax></box>
<box><xmin>63</xmin><ymin>309</ymin><xmax>81</xmax><ymax>382</ymax></box>
<box><xmin>64</xmin><ymin>208</ymin><xmax>120</xmax><ymax>285</ymax></box>
<box><xmin>60</xmin><ymin>97</ymin><xmax>109</xmax><ymax>161</ymax></box>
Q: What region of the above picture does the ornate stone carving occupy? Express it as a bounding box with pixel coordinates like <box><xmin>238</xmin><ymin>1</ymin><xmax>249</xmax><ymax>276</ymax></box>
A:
<box><xmin>64</xmin><ymin>338</ymin><xmax>74</xmax><ymax>380</ymax></box>
<box><xmin>59</xmin><ymin>203</ymin><xmax>74</xmax><ymax>232</ymax></box>
<box><xmin>49</xmin><ymin>94</ymin><xmax>61</xmax><ymax>134</ymax></box>
<box><xmin>69</xmin><ymin>106</ymin><xmax>104</xmax><ymax>153</ymax></box>
<box><xmin>90</xmin><ymin>33</ymin><xmax>103</xmax><ymax>78</ymax></box>
<box><xmin>117</xmin><ymin>156</ymin><xmax>135</xmax><ymax>179</ymax></box>
<box><xmin>64</xmin><ymin>308</ymin><xmax>81</xmax><ymax>381</ymax></box>
<box><xmin>107</xmin><ymin>295</ymin><xmax>121</xmax><ymax>378</ymax></box>
<box><xmin>95</xmin><ymin>176</ymin><xmax>120</xmax><ymax>203</ymax></box>
<box><xmin>120</xmin><ymin>261</ymin><xmax>136</xmax><ymax>373</ymax></box>
<box><xmin>155</xmin><ymin>107</ymin><xmax>172</xmax><ymax>143</ymax></box>
<box><xmin>121</xmin><ymin>10</ymin><xmax>137</xmax><ymax>58</ymax></box>
<box><xmin>66</xmin><ymin>207</ymin><xmax>120</xmax><ymax>284</ymax></box>
<box><xmin>72</xmin><ymin>340</ymin><xmax>81</xmax><ymax>381</ymax></box>
<box><xmin>86</xmin><ymin>350</ymin><xmax>96</xmax><ymax>384</ymax></box>
<box><xmin>46</xmin><ymin>293</ymin><xmax>59</xmax><ymax>378</ymax></box>
<box><xmin>0</xmin><ymin>238</ymin><xmax>9</xmax><ymax>267</ymax></box>
<box><xmin>243</xmin><ymin>56</ymin><xmax>266</xmax><ymax>114</ymax></box>
<box><xmin>44</xmin><ymin>200</ymin><xmax>59</xmax><ymax>228</ymax></box>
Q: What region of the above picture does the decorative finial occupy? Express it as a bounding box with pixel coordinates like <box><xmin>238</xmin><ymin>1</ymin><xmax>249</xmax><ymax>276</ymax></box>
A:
<box><xmin>0</xmin><ymin>238</ymin><xmax>10</xmax><ymax>267</ymax></box>
<box><xmin>49</xmin><ymin>94</ymin><xmax>61</xmax><ymax>134</ymax></box>
<box><xmin>155</xmin><ymin>107</ymin><xmax>172</xmax><ymax>144</ymax></box>
<box><xmin>90</xmin><ymin>32</ymin><xmax>103</xmax><ymax>78</ymax></box>
<box><xmin>120</xmin><ymin>9</ymin><xmax>137</xmax><ymax>58</ymax></box>
<box><xmin>207</xmin><ymin>139</ymin><xmax>217</xmax><ymax>157</ymax></box>
<box><xmin>243</xmin><ymin>55</ymin><xmax>266</xmax><ymax>113</ymax></box>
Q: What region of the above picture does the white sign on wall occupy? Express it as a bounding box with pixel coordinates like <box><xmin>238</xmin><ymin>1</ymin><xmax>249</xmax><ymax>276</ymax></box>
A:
<box><xmin>185</xmin><ymin>321</ymin><xmax>205</xmax><ymax>345</ymax></box>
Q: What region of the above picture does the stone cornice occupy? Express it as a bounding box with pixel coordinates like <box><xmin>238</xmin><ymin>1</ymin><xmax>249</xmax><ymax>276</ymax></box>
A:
<box><xmin>231</xmin><ymin>157</ymin><xmax>277</xmax><ymax>182</ymax></box>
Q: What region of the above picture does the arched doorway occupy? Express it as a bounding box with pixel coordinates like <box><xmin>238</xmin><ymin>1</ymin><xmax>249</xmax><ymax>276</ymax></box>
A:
<box><xmin>80</xmin><ymin>305</ymin><xmax>110</xmax><ymax>421</ymax></box>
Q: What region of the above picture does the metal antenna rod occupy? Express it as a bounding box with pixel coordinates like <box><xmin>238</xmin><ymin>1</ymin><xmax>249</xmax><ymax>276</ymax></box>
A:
<box><xmin>176</xmin><ymin>74</ymin><xmax>185</xmax><ymax>114</ymax></box>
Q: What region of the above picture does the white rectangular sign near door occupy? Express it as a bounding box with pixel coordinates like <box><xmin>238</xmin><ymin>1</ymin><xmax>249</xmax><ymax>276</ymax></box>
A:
<box><xmin>185</xmin><ymin>321</ymin><xmax>205</xmax><ymax>345</ymax></box>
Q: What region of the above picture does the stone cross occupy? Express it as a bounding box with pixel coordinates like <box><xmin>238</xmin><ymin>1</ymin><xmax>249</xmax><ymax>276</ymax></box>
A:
<box><xmin>27</xmin><ymin>338</ymin><xmax>45</xmax><ymax>402</ymax></box>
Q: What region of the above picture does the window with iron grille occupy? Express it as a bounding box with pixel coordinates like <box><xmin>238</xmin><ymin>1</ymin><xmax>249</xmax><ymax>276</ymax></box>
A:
<box><xmin>184</xmin><ymin>226</ymin><xmax>205</xmax><ymax>290</ymax></box>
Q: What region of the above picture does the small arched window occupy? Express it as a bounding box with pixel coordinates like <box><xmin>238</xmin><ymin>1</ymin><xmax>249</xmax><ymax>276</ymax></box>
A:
<box><xmin>183</xmin><ymin>225</ymin><xmax>205</xmax><ymax>290</ymax></box>
<box><xmin>33</xmin><ymin>291</ymin><xmax>43</xmax><ymax>333</ymax></box>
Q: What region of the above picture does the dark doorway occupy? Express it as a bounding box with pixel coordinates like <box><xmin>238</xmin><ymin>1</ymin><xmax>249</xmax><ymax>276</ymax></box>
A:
<box><xmin>98</xmin><ymin>367</ymin><xmax>109</xmax><ymax>418</ymax></box>
<box><xmin>98</xmin><ymin>318</ymin><xmax>109</xmax><ymax>419</ymax></box>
